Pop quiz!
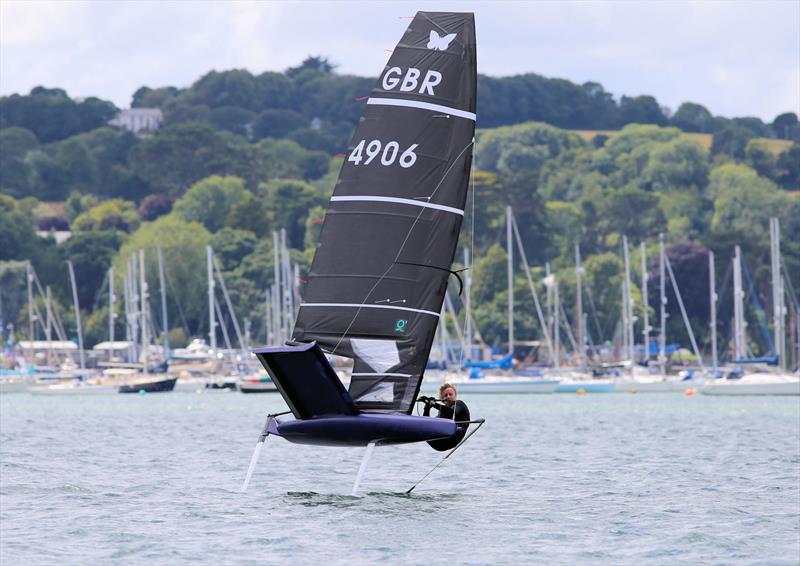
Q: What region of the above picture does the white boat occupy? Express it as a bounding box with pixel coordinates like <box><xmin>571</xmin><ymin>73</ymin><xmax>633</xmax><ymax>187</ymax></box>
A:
<box><xmin>447</xmin><ymin>374</ymin><xmax>558</xmax><ymax>394</ymax></box>
<box><xmin>29</xmin><ymin>380</ymin><xmax>116</xmax><ymax>395</ymax></box>
<box><xmin>0</xmin><ymin>374</ymin><xmax>35</xmax><ymax>393</ymax></box>
<box><xmin>701</xmin><ymin>372</ymin><xmax>800</xmax><ymax>396</ymax></box>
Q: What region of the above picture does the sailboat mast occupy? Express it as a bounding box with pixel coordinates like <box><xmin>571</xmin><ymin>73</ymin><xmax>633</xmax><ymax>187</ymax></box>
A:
<box><xmin>659</xmin><ymin>234</ymin><xmax>666</xmax><ymax>377</ymax></box>
<box><xmin>207</xmin><ymin>245</ymin><xmax>216</xmax><ymax>351</ymax></box>
<box><xmin>464</xmin><ymin>248</ymin><xmax>472</xmax><ymax>361</ymax></box>
<box><xmin>506</xmin><ymin>206</ymin><xmax>514</xmax><ymax>357</ymax></box>
<box><xmin>140</xmin><ymin>250</ymin><xmax>149</xmax><ymax>376</ymax></box>
<box><xmin>575</xmin><ymin>244</ymin><xmax>584</xmax><ymax>368</ymax></box>
<box><xmin>622</xmin><ymin>235</ymin><xmax>634</xmax><ymax>366</ymax></box>
<box><xmin>272</xmin><ymin>232</ymin><xmax>281</xmax><ymax>344</ymax></box>
<box><xmin>770</xmin><ymin>217</ymin><xmax>785</xmax><ymax>370</ymax></box>
<box><xmin>640</xmin><ymin>242</ymin><xmax>649</xmax><ymax>366</ymax></box>
<box><xmin>67</xmin><ymin>261</ymin><xmax>85</xmax><ymax>369</ymax></box>
<box><xmin>709</xmin><ymin>250</ymin><xmax>717</xmax><ymax>374</ymax></box>
<box><xmin>109</xmin><ymin>267</ymin><xmax>115</xmax><ymax>344</ymax></box>
<box><xmin>554</xmin><ymin>280</ymin><xmax>560</xmax><ymax>367</ymax></box>
<box><xmin>45</xmin><ymin>286</ymin><xmax>53</xmax><ymax>367</ymax></box>
<box><xmin>733</xmin><ymin>245</ymin><xmax>744</xmax><ymax>360</ymax></box>
<box><xmin>157</xmin><ymin>245</ymin><xmax>169</xmax><ymax>356</ymax></box>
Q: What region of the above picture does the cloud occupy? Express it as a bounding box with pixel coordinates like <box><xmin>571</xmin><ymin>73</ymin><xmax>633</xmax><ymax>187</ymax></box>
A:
<box><xmin>0</xmin><ymin>0</ymin><xmax>797</xmax><ymax>120</ymax></box>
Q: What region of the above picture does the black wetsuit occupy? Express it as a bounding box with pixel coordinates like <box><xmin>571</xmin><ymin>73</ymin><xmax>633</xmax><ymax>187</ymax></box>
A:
<box><xmin>423</xmin><ymin>399</ymin><xmax>470</xmax><ymax>451</ymax></box>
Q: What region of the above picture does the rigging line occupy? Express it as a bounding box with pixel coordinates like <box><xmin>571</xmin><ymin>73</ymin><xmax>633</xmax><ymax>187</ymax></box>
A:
<box><xmin>329</xmin><ymin>140</ymin><xmax>475</xmax><ymax>356</ymax></box>
<box><xmin>162</xmin><ymin>260</ymin><xmax>191</xmax><ymax>336</ymax></box>
<box><xmin>405</xmin><ymin>418</ymin><xmax>485</xmax><ymax>494</ymax></box>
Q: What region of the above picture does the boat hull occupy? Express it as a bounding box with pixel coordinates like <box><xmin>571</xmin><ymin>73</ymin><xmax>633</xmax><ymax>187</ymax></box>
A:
<box><xmin>701</xmin><ymin>380</ymin><xmax>800</xmax><ymax>396</ymax></box>
<box><xmin>448</xmin><ymin>378</ymin><xmax>559</xmax><ymax>394</ymax></box>
<box><xmin>273</xmin><ymin>413</ymin><xmax>459</xmax><ymax>447</ymax></box>
<box><xmin>554</xmin><ymin>381</ymin><xmax>615</xmax><ymax>393</ymax></box>
<box><xmin>118</xmin><ymin>377</ymin><xmax>177</xmax><ymax>394</ymax></box>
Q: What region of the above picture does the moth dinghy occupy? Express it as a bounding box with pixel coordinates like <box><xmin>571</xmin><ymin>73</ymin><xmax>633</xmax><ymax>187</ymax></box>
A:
<box><xmin>242</xmin><ymin>11</ymin><xmax>484</xmax><ymax>494</ymax></box>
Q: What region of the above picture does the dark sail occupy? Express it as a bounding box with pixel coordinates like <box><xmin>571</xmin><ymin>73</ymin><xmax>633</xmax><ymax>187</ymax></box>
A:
<box><xmin>293</xmin><ymin>12</ymin><xmax>476</xmax><ymax>414</ymax></box>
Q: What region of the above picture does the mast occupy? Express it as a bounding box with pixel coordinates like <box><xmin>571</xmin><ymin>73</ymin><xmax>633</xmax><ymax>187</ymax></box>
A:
<box><xmin>709</xmin><ymin>250</ymin><xmax>717</xmax><ymax>374</ymax></box>
<box><xmin>139</xmin><ymin>250</ymin><xmax>149</xmax><ymax>375</ymax></box>
<box><xmin>770</xmin><ymin>217</ymin><xmax>785</xmax><ymax>370</ymax></box>
<box><xmin>272</xmin><ymin>231</ymin><xmax>281</xmax><ymax>345</ymax></box>
<box><xmin>464</xmin><ymin>247</ymin><xmax>472</xmax><ymax>361</ymax></box>
<box><xmin>157</xmin><ymin>245</ymin><xmax>169</xmax><ymax>357</ymax></box>
<box><xmin>622</xmin><ymin>235</ymin><xmax>634</xmax><ymax>367</ymax></box>
<box><xmin>733</xmin><ymin>245</ymin><xmax>744</xmax><ymax>360</ymax></box>
<box><xmin>207</xmin><ymin>245</ymin><xmax>216</xmax><ymax>351</ymax></box>
<box><xmin>511</xmin><ymin>212</ymin><xmax>554</xmax><ymax>362</ymax></box>
<box><xmin>109</xmin><ymin>267</ymin><xmax>115</xmax><ymax>344</ymax></box>
<box><xmin>640</xmin><ymin>242</ymin><xmax>650</xmax><ymax>366</ymax></box>
<box><xmin>553</xmin><ymin>279</ymin><xmax>560</xmax><ymax>367</ymax></box>
<box><xmin>26</xmin><ymin>261</ymin><xmax>34</xmax><ymax>363</ymax></box>
<box><xmin>45</xmin><ymin>286</ymin><xmax>53</xmax><ymax>367</ymax></box>
<box><xmin>659</xmin><ymin>234</ymin><xmax>666</xmax><ymax>377</ymax></box>
<box><xmin>665</xmin><ymin>252</ymin><xmax>704</xmax><ymax>370</ymax></box>
<box><xmin>575</xmin><ymin>244</ymin><xmax>584</xmax><ymax>369</ymax></box>
<box><xmin>67</xmin><ymin>261</ymin><xmax>85</xmax><ymax>369</ymax></box>
<box><xmin>506</xmin><ymin>205</ymin><xmax>514</xmax><ymax>357</ymax></box>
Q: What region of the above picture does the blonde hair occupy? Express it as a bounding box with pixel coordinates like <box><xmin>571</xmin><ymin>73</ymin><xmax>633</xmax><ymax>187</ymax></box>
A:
<box><xmin>438</xmin><ymin>383</ymin><xmax>457</xmax><ymax>398</ymax></box>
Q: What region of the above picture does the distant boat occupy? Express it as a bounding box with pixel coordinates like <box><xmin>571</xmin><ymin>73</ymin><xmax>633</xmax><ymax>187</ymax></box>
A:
<box><xmin>238</xmin><ymin>375</ymin><xmax>277</xmax><ymax>394</ymax></box>
<box><xmin>701</xmin><ymin>372</ymin><xmax>800</xmax><ymax>396</ymax></box>
<box><xmin>118</xmin><ymin>376</ymin><xmax>177</xmax><ymax>394</ymax></box>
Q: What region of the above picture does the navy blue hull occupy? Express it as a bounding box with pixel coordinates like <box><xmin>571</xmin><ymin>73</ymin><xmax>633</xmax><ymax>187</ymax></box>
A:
<box><xmin>272</xmin><ymin>413</ymin><xmax>458</xmax><ymax>447</ymax></box>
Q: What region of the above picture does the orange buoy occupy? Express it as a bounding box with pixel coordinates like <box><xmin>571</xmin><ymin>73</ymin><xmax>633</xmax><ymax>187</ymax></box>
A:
<box><xmin>577</xmin><ymin>388</ymin><xmax>586</xmax><ymax>395</ymax></box>
<box><xmin>684</xmin><ymin>388</ymin><xmax>695</xmax><ymax>397</ymax></box>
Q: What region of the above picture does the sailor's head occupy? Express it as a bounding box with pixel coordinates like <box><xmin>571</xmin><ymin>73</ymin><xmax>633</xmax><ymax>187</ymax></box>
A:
<box><xmin>439</xmin><ymin>383</ymin><xmax>457</xmax><ymax>405</ymax></box>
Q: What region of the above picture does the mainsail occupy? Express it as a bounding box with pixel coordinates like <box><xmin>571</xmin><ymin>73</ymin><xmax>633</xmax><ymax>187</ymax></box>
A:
<box><xmin>292</xmin><ymin>12</ymin><xmax>476</xmax><ymax>413</ymax></box>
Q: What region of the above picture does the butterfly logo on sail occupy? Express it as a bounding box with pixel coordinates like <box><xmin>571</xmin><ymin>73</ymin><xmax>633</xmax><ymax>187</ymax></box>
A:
<box><xmin>427</xmin><ymin>30</ymin><xmax>456</xmax><ymax>50</ymax></box>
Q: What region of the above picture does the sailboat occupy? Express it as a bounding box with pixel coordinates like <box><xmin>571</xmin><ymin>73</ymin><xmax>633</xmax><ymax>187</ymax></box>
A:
<box><xmin>243</xmin><ymin>12</ymin><xmax>482</xmax><ymax>492</ymax></box>
<box><xmin>702</xmin><ymin>219</ymin><xmax>800</xmax><ymax>396</ymax></box>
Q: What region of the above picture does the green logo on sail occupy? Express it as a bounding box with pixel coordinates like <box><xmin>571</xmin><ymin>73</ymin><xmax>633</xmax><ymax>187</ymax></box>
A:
<box><xmin>394</xmin><ymin>319</ymin><xmax>408</xmax><ymax>333</ymax></box>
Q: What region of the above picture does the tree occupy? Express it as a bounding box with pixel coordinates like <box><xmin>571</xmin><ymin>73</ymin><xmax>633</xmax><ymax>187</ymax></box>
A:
<box><xmin>72</xmin><ymin>199</ymin><xmax>140</xmax><ymax>233</ymax></box>
<box><xmin>210</xmin><ymin>228</ymin><xmax>257</xmax><ymax>270</ymax></box>
<box><xmin>131</xmin><ymin>86</ymin><xmax>180</xmax><ymax>108</ymax></box>
<box><xmin>259</xmin><ymin>178</ymin><xmax>323</xmax><ymax>248</ymax></box>
<box><xmin>710</xmin><ymin>124</ymin><xmax>755</xmax><ymax>160</ymax></box>
<box><xmin>619</xmin><ymin>95</ymin><xmax>667</xmax><ymax>126</ymax></box>
<box><xmin>226</xmin><ymin>193</ymin><xmax>271</xmax><ymax>237</ymax></box>
<box><xmin>252</xmin><ymin>109</ymin><xmax>307</xmax><ymax>140</ymax></box>
<box><xmin>128</xmin><ymin>122</ymin><xmax>248</xmax><ymax>195</ymax></box>
<box><xmin>61</xmin><ymin>231</ymin><xmax>123</xmax><ymax>309</ymax></box>
<box><xmin>670</xmin><ymin>102</ymin><xmax>714</xmax><ymax>133</ymax></box>
<box><xmin>138</xmin><ymin>194</ymin><xmax>175</xmax><ymax>221</ymax></box>
<box><xmin>173</xmin><ymin>175</ymin><xmax>250</xmax><ymax>233</ymax></box>
<box><xmin>775</xmin><ymin>143</ymin><xmax>800</xmax><ymax>189</ymax></box>
<box><xmin>0</xmin><ymin>127</ymin><xmax>39</xmax><ymax>198</ymax></box>
<box><xmin>745</xmin><ymin>139</ymin><xmax>776</xmax><ymax>180</ymax></box>
<box><xmin>772</xmin><ymin>112</ymin><xmax>799</xmax><ymax>141</ymax></box>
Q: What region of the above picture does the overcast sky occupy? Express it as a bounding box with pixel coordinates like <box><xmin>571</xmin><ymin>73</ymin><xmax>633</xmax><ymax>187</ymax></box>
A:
<box><xmin>1</xmin><ymin>0</ymin><xmax>798</xmax><ymax>122</ymax></box>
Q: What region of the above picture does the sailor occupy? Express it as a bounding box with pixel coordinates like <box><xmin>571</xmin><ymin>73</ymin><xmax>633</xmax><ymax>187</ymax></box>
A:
<box><xmin>420</xmin><ymin>383</ymin><xmax>470</xmax><ymax>451</ymax></box>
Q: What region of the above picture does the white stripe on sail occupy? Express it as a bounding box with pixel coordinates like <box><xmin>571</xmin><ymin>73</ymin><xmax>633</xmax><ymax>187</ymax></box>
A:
<box><xmin>367</xmin><ymin>97</ymin><xmax>476</xmax><ymax>121</ymax></box>
<box><xmin>300</xmin><ymin>303</ymin><xmax>440</xmax><ymax>317</ymax></box>
<box><xmin>330</xmin><ymin>196</ymin><xmax>464</xmax><ymax>216</ymax></box>
<box><xmin>352</xmin><ymin>372</ymin><xmax>413</xmax><ymax>378</ymax></box>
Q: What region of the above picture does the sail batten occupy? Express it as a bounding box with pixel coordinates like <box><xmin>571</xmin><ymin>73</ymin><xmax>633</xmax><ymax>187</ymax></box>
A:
<box><xmin>293</xmin><ymin>11</ymin><xmax>476</xmax><ymax>413</ymax></box>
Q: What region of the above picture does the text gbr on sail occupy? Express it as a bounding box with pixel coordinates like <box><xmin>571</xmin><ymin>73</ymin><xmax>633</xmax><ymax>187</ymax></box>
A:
<box><xmin>381</xmin><ymin>67</ymin><xmax>442</xmax><ymax>95</ymax></box>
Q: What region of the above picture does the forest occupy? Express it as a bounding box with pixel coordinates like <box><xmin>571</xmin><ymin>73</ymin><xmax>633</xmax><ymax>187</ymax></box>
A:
<box><xmin>1</xmin><ymin>57</ymin><xmax>799</xmax><ymax>362</ymax></box>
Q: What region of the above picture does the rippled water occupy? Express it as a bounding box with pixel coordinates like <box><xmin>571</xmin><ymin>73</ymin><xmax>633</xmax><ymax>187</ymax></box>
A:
<box><xmin>2</xmin><ymin>391</ymin><xmax>798</xmax><ymax>564</ymax></box>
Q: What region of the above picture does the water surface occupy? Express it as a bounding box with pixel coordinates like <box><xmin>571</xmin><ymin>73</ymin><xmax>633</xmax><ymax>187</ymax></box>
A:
<box><xmin>2</xmin><ymin>392</ymin><xmax>798</xmax><ymax>564</ymax></box>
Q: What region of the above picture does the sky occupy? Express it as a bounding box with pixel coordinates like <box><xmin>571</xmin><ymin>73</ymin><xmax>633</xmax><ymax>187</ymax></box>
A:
<box><xmin>1</xmin><ymin>0</ymin><xmax>798</xmax><ymax>122</ymax></box>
